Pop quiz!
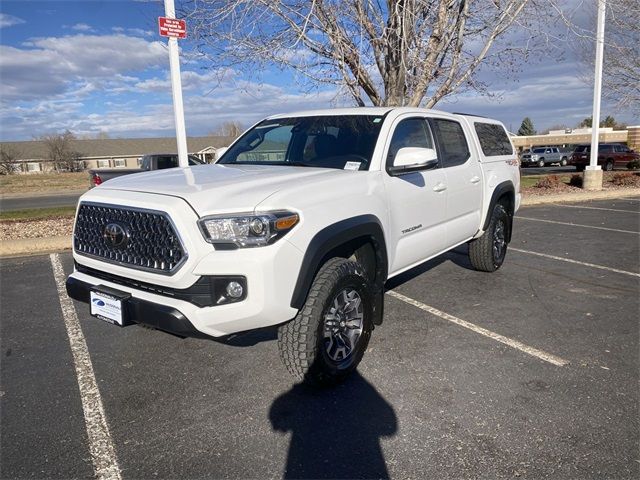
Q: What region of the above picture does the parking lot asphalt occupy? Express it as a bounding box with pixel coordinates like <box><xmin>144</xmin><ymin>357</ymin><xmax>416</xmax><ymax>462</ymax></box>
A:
<box><xmin>1</xmin><ymin>197</ymin><xmax>638</xmax><ymax>479</ymax></box>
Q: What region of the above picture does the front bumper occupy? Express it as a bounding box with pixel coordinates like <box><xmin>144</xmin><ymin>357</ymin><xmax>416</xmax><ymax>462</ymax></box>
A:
<box><xmin>66</xmin><ymin>276</ymin><xmax>210</xmax><ymax>338</ymax></box>
<box><xmin>67</xmin><ymin>235</ymin><xmax>304</xmax><ymax>337</ymax></box>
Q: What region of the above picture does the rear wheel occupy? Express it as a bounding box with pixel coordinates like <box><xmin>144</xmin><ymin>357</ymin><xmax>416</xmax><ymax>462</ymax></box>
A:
<box><xmin>560</xmin><ymin>157</ymin><xmax>568</xmax><ymax>166</ymax></box>
<box><xmin>278</xmin><ymin>258</ymin><xmax>373</xmax><ymax>385</ymax></box>
<box><xmin>469</xmin><ymin>203</ymin><xmax>509</xmax><ymax>272</ymax></box>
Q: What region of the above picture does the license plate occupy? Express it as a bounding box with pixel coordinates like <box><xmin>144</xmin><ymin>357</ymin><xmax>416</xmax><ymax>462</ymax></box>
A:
<box><xmin>90</xmin><ymin>287</ymin><xmax>130</xmax><ymax>326</ymax></box>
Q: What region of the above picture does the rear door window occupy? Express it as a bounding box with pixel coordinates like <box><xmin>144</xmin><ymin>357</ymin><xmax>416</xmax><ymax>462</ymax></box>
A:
<box><xmin>474</xmin><ymin>123</ymin><xmax>513</xmax><ymax>156</ymax></box>
<box><xmin>431</xmin><ymin>119</ymin><xmax>470</xmax><ymax>167</ymax></box>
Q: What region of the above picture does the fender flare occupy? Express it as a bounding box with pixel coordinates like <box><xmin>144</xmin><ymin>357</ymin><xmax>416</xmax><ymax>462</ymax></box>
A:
<box><xmin>290</xmin><ymin>215</ymin><xmax>388</xmax><ymax>310</ymax></box>
<box><xmin>483</xmin><ymin>181</ymin><xmax>515</xmax><ymax>242</ymax></box>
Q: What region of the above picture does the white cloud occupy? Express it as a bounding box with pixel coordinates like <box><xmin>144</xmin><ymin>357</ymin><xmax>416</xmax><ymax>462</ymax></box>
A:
<box><xmin>0</xmin><ymin>68</ymin><xmax>341</xmax><ymax>139</ymax></box>
<box><xmin>71</xmin><ymin>23</ymin><xmax>93</xmax><ymax>32</ymax></box>
<box><xmin>0</xmin><ymin>13</ymin><xmax>25</xmax><ymax>28</ymax></box>
<box><xmin>0</xmin><ymin>34</ymin><xmax>167</xmax><ymax>101</ymax></box>
<box><xmin>111</xmin><ymin>26</ymin><xmax>154</xmax><ymax>37</ymax></box>
<box><xmin>439</xmin><ymin>61</ymin><xmax>637</xmax><ymax>131</ymax></box>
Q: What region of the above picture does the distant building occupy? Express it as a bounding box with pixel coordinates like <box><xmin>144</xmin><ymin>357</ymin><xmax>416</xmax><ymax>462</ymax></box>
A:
<box><xmin>0</xmin><ymin>136</ymin><xmax>231</xmax><ymax>173</ymax></box>
<box><xmin>510</xmin><ymin>126</ymin><xmax>640</xmax><ymax>151</ymax></box>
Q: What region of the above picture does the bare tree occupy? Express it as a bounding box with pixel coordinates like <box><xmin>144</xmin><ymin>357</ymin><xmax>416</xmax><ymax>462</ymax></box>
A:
<box><xmin>574</xmin><ymin>0</ymin><xmax>640</xmax><ymax>115</ymax></box>
<box><xmin>601</xmin><ymin>0</ymin><xmax>639</xmax><ymax>114</ymax></box>
<box><xmin>0</xmin><ymin>145</ymin><xmax>21</xmax><ymax>175</ymax></box>
<box><xmin>182</xmin><ymin>0</ymin><xmax>556</xmax><ymax>108</ymax></box>
<box><xmin>40</xmin><ymin>130</ymin><xmax>84</xmax><ymax>172</ymax></box>
<box><xmin>215</xmin><ymin>121</ymin><xmax>244</xmax><ymax>139</ymax></box>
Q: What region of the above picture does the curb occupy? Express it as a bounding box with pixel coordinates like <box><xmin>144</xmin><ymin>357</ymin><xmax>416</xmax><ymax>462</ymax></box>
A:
<box><xmin>0</xmin><ymin>235</ymin><xmax>71</xmax><ymax>258</ymax></box>
<box><xmin>521</xmin><ymin>188</ymin><xmax>640</xmax><ymax>205</ymax></box>
<box><xmin>1</xmin><ymin>188</ymin><xmax>638</xmax><ymax>258</ymax></box>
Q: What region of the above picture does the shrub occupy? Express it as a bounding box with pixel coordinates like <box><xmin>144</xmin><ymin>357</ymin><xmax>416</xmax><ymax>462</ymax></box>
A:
<box><xmin>569</xmin><ymin>174</ymin><xmax>583</xmax><ymax>187</ymax></box>
<box><xmin>610</xmin><ymin>172</ymin><xmax>640</xmax><ymax>186</ymax></box>
<box><xmin>534</xmin><ymin>175</ymin><xmax>563</xmax><ymax>189</ymax></box>
<box><xmin>626</xmin><ymin>160</ymin><xmax>640</xmax><ymax>170</ymax></box>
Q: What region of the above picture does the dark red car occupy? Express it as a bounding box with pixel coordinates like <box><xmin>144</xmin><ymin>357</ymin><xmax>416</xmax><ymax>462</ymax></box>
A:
<box><xmin>570</xmin><ymin>143</ymin><xmax>639</xmax><ymax>171</ymax></box>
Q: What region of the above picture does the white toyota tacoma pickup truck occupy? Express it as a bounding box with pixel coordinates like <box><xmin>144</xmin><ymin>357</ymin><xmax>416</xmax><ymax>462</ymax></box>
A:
<box><xmin>66</xmin><ymin>107</ymin><xmax>520</xmax><ymax>385</ymax></box>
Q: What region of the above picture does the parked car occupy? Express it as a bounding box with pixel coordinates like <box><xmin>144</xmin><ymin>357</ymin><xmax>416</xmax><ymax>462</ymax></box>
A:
<box><xmin>66</xmin><ymin>108</ymin><xmax>520</xmax><ymax>385</ymax></box>
<box><xmin>569</xmin><ymin>143</ymin><xmax>639</xmax><ymax>171</ymax></box>
<box><xmin>89</xmin><ymin>153</ymin><xmax>204</xmax><ymax>187</ymax></box>
<box><xmin>520</xmin><ymin>146</ymin><xmax>569</xmax><ymax>167</ymax></box>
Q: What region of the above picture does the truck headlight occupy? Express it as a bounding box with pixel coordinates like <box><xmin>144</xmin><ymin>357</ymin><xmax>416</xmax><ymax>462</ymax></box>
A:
<box><xmin>198</xmin><ymin>211</ymin><xmax>299</xmax><ymax>248</ymax></box>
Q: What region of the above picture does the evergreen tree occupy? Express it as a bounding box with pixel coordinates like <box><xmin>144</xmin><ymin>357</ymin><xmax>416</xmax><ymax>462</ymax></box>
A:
<box><xmin>517</xmin><ymin>117</ymin><xmax>536</xmax><ymax>136</ymax></box>
<box><xmin>579</xmin><ymin>117</ymin><xmax>593</xmax><ymax>128</ymax></box>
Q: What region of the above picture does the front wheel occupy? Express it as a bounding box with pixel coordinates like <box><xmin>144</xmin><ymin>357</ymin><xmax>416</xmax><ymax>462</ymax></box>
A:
<box><xmin>469</xmin><ymin>203</ymin><xmax>509</xmax><ymax>272</ymax></box>
<box><xmin>278</xmin><ymin>258</ymin><xmax>373</xmax><ymax>385</ymax></box>
<box><xmin>537</xmin><ymin>159</ymin><xmax>545</xmax><ymax>167</ymax></box>
<box><xmin>604</xmin><ymin>160</ymin><xmax>614</xmax><ymax>171</ymax></box>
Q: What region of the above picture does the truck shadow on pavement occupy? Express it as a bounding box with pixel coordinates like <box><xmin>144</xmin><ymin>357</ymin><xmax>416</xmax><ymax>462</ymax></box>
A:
<box><xmin>269</xmin><ymin>371</ymin><xmax>397</xmax><ymax>479</ymax></box>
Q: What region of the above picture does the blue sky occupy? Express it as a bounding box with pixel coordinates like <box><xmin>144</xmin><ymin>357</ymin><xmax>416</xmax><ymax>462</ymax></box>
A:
<box><xmin>0</xmin><ymin>0</ymin><xmax>637</xmax><ymax>141</ymax></box>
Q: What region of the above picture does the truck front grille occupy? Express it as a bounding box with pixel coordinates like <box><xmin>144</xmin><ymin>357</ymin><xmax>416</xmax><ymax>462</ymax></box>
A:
<box><xmin>73</xmin><ymin>203</ymin><xmax>187</xmax><ymax>274</ymax></box>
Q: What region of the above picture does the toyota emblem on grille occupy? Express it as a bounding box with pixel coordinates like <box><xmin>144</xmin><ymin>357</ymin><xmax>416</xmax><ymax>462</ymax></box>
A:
<box><xmin>103</xmin><ymin>222</ymin><xmax>130</xmax><ymax>248</ymax></box>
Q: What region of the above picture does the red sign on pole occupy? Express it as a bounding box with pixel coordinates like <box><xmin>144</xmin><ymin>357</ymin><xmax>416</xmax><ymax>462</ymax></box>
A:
<box><xmin>158</xmin><ymin>17</ymin><xmax>187</xmax><ymax>39</ymax></box>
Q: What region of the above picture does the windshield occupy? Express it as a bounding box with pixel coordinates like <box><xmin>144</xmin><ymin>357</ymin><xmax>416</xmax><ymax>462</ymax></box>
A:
<box><xmin>532</xmin><ymin>148</ymin><xmax>546</xmax><ymax>153</ymax></box>
<box><xmin>218</xmin><ymin>115</ymin><xmax>385</xmax><ymax>170</ymax></box>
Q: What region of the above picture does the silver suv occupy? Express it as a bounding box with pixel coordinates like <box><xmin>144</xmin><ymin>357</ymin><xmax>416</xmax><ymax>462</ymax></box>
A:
<box><xmin>520</xmin><ymin>147</ymin><xmax>569</xmax><ymax>167</ymax></box>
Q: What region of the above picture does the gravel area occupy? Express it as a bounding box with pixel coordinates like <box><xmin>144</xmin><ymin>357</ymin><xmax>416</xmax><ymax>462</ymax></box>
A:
<box><xmin>522</xmin><ymin>172</ymin><xmax>640</xmax><ymax>197</ymax></box>
<box><xmin>0</xmin><ymin>216</ymin><xmax>74</xmax><ymax>241</ymax></box>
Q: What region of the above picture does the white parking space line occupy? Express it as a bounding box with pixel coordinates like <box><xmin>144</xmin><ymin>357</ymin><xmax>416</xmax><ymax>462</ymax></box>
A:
<box><xmin>551</xmin><ymin>204</ymin><xmax>639</xmax><ymax>214</ymax></box>
<box><xmin>516</xmin><ymin>216</ymin><xmax>639</xmax><ymax>234</ymax></box>
<box><xmin>50</xmin><ymin>254</ymin><xmax>122</xmax><ymax>480</ymax></box>
<box><xmin>386</xmin><ymin>290</ymin><xmax>569</xmax><ymax>367</ymax></box>
<box><xmin>510</xmin><ymin>247</ymin><xmax>640</xmax><ymax>278</ymax></box>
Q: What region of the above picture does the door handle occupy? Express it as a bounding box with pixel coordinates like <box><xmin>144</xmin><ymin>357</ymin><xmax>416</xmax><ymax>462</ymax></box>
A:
<box><xmin>433</xmin><ymin>182</ymin><xmax>447</xmax><ymax>192</ymax></box>
<box><xmin>470</xmin><ymin>176</ymin><xmax>481</xmax><ymax>184</ymax></box>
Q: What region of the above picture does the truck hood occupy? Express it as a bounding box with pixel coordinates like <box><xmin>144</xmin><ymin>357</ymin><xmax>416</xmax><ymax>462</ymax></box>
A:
<box><xmin>93</xmin><ymin>164</ymin><xmax>344</xmax><ymax>215</ymax></box>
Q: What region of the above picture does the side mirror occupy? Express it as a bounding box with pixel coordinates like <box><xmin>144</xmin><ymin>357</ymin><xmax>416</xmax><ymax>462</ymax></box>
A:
<box><xmin>388</xmin><ymin>147</ymin><xmax>438</xmax><ymax>176</ymax></box>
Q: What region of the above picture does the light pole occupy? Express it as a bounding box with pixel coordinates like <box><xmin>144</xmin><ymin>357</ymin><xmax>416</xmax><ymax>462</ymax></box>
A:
<box><xmin>584</xmin><ymin>0</ymin><xmax>606</xmax><ymax>190</ymax></box>
<box><xmin>164</xmin><ymin>0</ymin><xmax>189</xmax><ymax>168</ymax></box>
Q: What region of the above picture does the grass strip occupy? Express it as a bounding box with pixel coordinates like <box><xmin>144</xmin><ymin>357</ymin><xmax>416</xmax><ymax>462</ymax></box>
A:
<box><xmin>520</xmin><ymin>174</ymin><xmax>576</xmax><ymax>188</ymax></box>
<box><xmin>0</xmin><ymin>206</ymin><xmax>77</xmax><ymax>221</ymax></box>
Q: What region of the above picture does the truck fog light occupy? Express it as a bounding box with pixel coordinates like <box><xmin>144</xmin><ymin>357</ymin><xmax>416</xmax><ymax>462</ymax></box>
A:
<box><xmin>226</xmin><ymin>281</ymin><xmax>244</xmax><ymax>298</ymax></box>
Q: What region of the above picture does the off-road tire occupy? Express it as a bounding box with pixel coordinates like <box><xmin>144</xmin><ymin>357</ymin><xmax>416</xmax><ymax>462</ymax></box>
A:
<box><xmin>277</xmin><ymin>258</ymin><xmax>373</xmax><ymax>386</ymax></box>
<box><xmin>469</xmin><ymin>203</ymin><xmax>509</xmax><ymax>272</ymax></box>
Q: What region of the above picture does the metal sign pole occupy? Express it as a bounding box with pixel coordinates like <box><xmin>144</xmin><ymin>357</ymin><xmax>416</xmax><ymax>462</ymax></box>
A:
<box><xmin>588</xmin><ymin>0</ymin><xmax>606</xmax><ymax>171</ymax></box>
<box><xmin>164</xmin><ymin>0</ymin><xmax>188</xmax><ymax>168</ymax></box>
